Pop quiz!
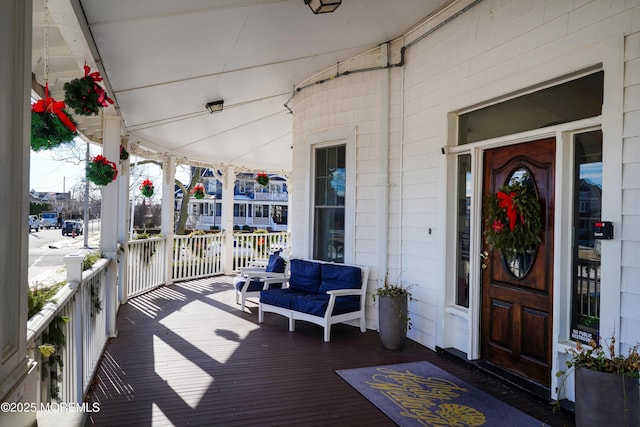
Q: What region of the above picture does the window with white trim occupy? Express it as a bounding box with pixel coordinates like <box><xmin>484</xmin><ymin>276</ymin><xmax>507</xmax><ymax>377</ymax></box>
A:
<box><xmin>313</xmin><ymin>145</ymin><xmax>346</xmax><ymax>263</ymax></box>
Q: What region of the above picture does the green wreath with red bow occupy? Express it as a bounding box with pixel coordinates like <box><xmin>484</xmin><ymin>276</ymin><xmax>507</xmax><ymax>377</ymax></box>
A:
<box><xmin>64</xmin><ymin>66</ymin><xmax>114</xmax><ymax>116</ymax></box>
<box><xmin>191</xmin><ymin>184</ymin><xmax>205</xmax><ymax>199</ymax></box>
<box><xmin>31</xmin><ymin>83</ymin><xmax>78</xmax><ymax>151</ymax></box>
<box><xmin>86</xmin><ymin>155</ymin><xmax>118</xmax><ymax>186</ymax></box>
<box><xmin>483</xmin><ymin>180</ymin><xmax>543</xmax><ymax>255</ymax></box>
<box><xmin>255</xmin><ymin>173</ymin><xmax>269</xmax><ymax>186</ymax></box>
<box><xmin>140</xmin><ymin>179</ymin><xmax>154</xmax><ymax>198</ymax></box>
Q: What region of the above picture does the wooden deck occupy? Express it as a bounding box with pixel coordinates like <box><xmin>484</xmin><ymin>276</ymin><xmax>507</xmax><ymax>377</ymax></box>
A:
<box><xmin>85</xmin><ymin>276</ymin><xmax>572</xmax><ymax>426</ymax></box>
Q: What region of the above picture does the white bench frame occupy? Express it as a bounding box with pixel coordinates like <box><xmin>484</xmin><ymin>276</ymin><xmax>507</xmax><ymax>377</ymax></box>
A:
<box><xmin>234</xmin><ymin>257</ymin><xmax>290</xmax><ymax>311</ymax></box>
<box><xmin>258</xmin><ymin>262</ymin><xmax>369</xmax><ymax>342</ymax></box>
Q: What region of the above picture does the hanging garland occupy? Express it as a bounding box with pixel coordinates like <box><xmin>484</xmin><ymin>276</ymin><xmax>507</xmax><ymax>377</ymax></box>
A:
<box><xmin>31</xmin><ymin>84</ymin><xmax>78</xmax><ymax>152</ymax></box>
<box><xmin>192</xmin><ymin>184</ymin><xmax>205</xmax><ymax>199</ymax></box>
<box><xmin>87</xmin><ymin>155</ymin><xmax>118</xmax><ymax>186</ymax></box>
<box><xmin>483</xmin><ymin>180</ymin><xmax>543</xmax><ymax>255</ymax></box>
<box><xmin>63</xmin><ymin>65</ymin><xmax>114</xmax><ymax>116</ymax></box>
<box><xmin>120</xmin><ymin>145</ymin><xmax>129</xmax><ymax>161</ymax></box>
<box><xmin>140</xmin><ymin>179</ymin><xmax>154</xmax><ymax>198</ymax></box>
<box><xmin>255</xmin><ymin>173</ymin><xmax>269</xmax><ymax>186</ymax></box>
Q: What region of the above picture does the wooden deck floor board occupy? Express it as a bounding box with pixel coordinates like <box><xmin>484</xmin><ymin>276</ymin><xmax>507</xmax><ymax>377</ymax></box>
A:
<box><xmin>85</xmin><ymin>276</ymin><xmax>571</xmax><ymax>426</ymax></box>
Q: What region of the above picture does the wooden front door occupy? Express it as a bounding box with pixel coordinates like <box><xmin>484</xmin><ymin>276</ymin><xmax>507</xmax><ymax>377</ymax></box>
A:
<box><xmin>481</xmin><ymin>138</ymin><xmax>555</xmax><ymax>386</ymax></box>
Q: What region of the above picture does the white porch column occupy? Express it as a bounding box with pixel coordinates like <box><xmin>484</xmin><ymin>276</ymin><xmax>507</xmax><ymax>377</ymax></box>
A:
<box><xmin>100</xmin><ymin>115</ymin><xmax>121</xmax><ymax>337</ymax></box>
<box><xmin>221</xmin><ymin>166</ymin><xmax>236</xmax><ymax>274</ymax></box>
<box><xmin>161</xmin><ymin>155</ymin><xmax>176</xmax><ymax>285</ymax></box>
<box><xmin>117</xmin><ymin>140</ymin><xmax>130</xmax><ymax>304</ymax></box>
<box><xmin>0</xmin><ymin>1</ymin><xmax>37</xmax><ymax>426</ymax></box>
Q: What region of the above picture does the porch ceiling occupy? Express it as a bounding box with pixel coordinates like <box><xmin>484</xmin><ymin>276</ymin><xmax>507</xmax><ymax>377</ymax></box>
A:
<box><xmin>32</xmin><ymin>0</ymin><xmax>453</xmax><ymax>172</ymax></box>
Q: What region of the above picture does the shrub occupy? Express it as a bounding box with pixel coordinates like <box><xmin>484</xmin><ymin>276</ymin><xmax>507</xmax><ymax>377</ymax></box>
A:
<box><xmin>28</xmin><ymin>282</ymin><xmax>64</xmax><ymax>319</ymax></box>
<box><xmin>82</xmin><ymin>251</ymin><xmax>101</xmax><ymax>271</ymax></box>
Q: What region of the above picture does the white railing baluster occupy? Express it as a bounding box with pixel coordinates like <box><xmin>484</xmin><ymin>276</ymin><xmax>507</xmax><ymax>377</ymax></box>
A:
<box><xmin>127</xmin><ymin>236</ymin><xmax>166</xmax><ymax>298</ymax></box>
<box><xmin>171</xmin><ymin>233</ymin><xmax>226</xmax><ymax>282</ymax></box>
<box><xmin>74</xmin><ymin>288</ymin><xmax>83</xmax><ymax>403</ymax></box>
<box><xmin>27</xmin><ymin>257</ymin><xmax>110</xmax><ymax>413</ymax></box>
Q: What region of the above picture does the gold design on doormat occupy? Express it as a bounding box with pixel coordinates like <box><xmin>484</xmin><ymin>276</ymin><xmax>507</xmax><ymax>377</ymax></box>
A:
<box><xmin>366</xmin><ymin>368</ymin><xmax>486</xmax><ymax>426</ymax></box>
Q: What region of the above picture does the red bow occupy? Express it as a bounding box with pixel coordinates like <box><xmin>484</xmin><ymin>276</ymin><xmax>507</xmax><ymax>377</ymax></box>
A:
<box><xmin>84</xmin><ymin>65</ymin><xmax>114</xmax><ymax>108</ymax></box>
<box><xmin>31</xmin><ymin>83</ymin><xmax>77</xmax><ymax>132</ymax></box>
<box><xmin>497</xmin><ymin>191</ymin><xmax>517</xmax><ymax>232</ymax></box>
<box><xmin>140</xmin><ymin>179</ymin><xmax>154</xmax><ymax>189</ymax></box>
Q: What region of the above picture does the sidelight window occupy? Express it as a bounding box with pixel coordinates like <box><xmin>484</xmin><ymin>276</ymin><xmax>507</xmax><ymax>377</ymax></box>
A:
<box><xmin>570</xmin><ymin>130</ymin><xmax>602</xmax><ymax>343</ymax></box>
<box><xmin>455</xmin><ymin>154</ymin><xmax>472</xmax><ymax>307</ymax></box>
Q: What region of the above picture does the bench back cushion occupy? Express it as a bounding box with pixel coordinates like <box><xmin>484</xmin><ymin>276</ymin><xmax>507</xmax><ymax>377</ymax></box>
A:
<box><xmin>288</xmin><ymin>259</ymin><xmax>321</xmax><ymax>293</ymax></box>
<box><xmin>319</xmin><ymin>263</ymin><xmax>362</xmax><ymax>293</ymax></box>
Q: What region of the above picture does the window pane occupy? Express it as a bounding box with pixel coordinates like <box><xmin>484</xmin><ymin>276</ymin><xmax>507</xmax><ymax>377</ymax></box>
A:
<box><xmin>314</xmin><ymin>208</ymin><xmax>344</xmax><ymax>263</ymax></box>
<box><xmin>315</xmin><ymin>146</ymin><xmax>345</xmax><ymax>206</ymax></box>
<box><xmin>455</xmin><ymin>154</ymin><xmax>471</xmax><ymax>307</ymax></box>
<box><xmin>273</xmin><ymin>206</ymin><xmax>287</xmax><ymax>224</ymax></box>
<box><xmin>570</xmin><ymin>130</ymin><xmax>602</xmax><ymax>343</ymax></box>
<box><xmin>313</xmin><ymin>145</ymin><xmax>346</xmax><ymax>262</ymax></box>
<box><xmin>459</xmin><ymin>72</ymin><xmax>603</xmax><ymax>145</ymax></box>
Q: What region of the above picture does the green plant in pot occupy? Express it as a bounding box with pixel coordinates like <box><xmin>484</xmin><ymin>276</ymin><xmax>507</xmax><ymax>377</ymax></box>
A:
<box><xmin>561</xmin><ymin>334</ymin><xmax>640</xmax><ymax>426</ymax></box>
<box><xmin>373</xmin><ymin>274</ymin><xmax>412</xmax><ymax>351</ymax></box>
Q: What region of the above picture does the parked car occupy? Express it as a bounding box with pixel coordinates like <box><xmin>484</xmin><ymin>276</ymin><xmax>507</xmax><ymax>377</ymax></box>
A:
<box><xmin>29</xmin><ymin>215</ymin><xmax>40</xmax><ymax>232</ymax></box>
<box><xmin>62</xmin><ymin>220</ymin><xmax>83</xmax><ymax>236</ymax></box>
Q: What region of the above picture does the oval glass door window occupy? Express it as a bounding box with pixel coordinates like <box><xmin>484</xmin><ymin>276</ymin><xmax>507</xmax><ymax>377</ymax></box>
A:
<box><xmin>501</xmin><ymin>167</ymin><xmax>539</xmax><ymax>279</ymax></box>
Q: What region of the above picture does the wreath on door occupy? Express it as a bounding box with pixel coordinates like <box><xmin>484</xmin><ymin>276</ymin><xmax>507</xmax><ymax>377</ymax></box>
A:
<box><xmin>483</xmin><ymin>180</ymin><xmax>543</xmax><ymax>255</ymax></box>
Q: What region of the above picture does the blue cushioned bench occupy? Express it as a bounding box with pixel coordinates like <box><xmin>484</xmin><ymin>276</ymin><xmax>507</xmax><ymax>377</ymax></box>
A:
<box><xmin>258</xmin><ymin>259</ymin><xmax>369</xmax><ymax>342</ymax></box>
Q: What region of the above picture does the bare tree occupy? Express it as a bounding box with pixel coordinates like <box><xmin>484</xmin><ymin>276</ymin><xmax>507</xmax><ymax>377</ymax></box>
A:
<box><xmin>48</xmin><ymin>140</ymin><xmax>87</xmax><ymax>166</ymax></box>
<box><xmin>175</xmin><ymin>166</ymin><xmax>202</xmax><ymax>235</ymax></box>
<box><xmin>69</xmin><ymin>180</ymin><xmax>101</xmax><ymax>218</ymax></box>
<box><xmin>130</xmin><ymin>161</ymin><xmax>202</xmax><ymax>235</ymax></box>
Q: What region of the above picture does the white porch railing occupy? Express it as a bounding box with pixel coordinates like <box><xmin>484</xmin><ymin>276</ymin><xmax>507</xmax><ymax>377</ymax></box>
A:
<box><xmin>26</xmin><ymin>257</ymin><xmax>109</xmax><ymax>405</ymax></box>
<box><xmin>233</xmin><ymin>231</ymin><xmax>289</xmax><ymax>264</ymax></box>
<box><xmin>172</xmin><ymin>233</ymin><xmax>224</xmax><ymax>281</ymax></box>
<box><xmin>253</xmin><ymin>191</ymin><xmax>288</xmax><ymax>201</ymax></box>
<box><xmin>171</xmin><ymin>231</ymin><xmax>290</xmax><ymax>280</ymax></box>
<box><xmin>127</xmin><ymin>236</ymin><xmax>166</xmax><ymax>298</ymax></box>
<box><xmin>126</xmin><ymin>231</ymin><xmax>290</xmax><ymax>289</ymax></box>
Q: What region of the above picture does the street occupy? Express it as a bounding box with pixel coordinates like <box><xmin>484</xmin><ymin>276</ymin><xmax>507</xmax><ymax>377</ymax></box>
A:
<box><xmin>28</xmin><ymin>220</ymin><xmax>101</xmax><ymax>287</ymax></box>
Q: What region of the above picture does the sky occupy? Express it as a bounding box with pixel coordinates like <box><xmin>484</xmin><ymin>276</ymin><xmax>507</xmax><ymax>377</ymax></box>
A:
<box><xmin>30</xmin><ymin>147</ymin><xmax>87</xmax><ymax>193</ymax></box>
<box><xmin>30</xmin><ymin>138</ymin><xmax>188</xmax><ymax>197</ymax></box>
<box><xmin>29</xmin><ymin>138</ymin><xmax>159</xmax><ymax>195</ymax></box>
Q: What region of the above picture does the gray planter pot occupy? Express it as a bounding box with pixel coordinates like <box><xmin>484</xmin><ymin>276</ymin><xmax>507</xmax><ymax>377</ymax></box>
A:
<box><xmin>378</xmin><ymin>294</ymin><xmax>408</xmax><ymax>351</ymax></box>
<box><xmin>575</xmin><ymin>367</ymin><xmax>640</xmax><ymax>427</ymax></box>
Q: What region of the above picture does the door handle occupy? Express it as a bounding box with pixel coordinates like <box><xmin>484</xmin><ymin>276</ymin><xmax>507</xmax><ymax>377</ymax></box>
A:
<box><xmin>480</xmin><ymin>250</ymin><xmax>488</xmax><ymax>260</ymax></box>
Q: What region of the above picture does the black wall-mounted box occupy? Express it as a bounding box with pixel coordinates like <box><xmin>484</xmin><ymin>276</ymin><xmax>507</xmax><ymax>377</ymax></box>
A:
<box><xmin>593</xmin><ymin>221</ymin><xmax>613</xmax><ymax>239</ymax></box>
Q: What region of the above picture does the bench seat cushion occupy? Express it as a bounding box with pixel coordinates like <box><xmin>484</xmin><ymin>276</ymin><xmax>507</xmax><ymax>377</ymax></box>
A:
<box><xmin>235</xmin><ymin>279</ymin><xmax>283</xmax><ymax>292</ymax></box>
<box><xmin>260</xmin><ymin>289</ymin><xmax>360</xmax><ymax>317</ymax></box>
<box><xmin>260</xmin><ymin>288</ymin><xmax>310</xmax><ymax>308</ymax></box>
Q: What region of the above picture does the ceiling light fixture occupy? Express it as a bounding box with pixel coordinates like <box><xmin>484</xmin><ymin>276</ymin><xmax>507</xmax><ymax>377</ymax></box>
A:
<box><xmin>304</xmin><ymin>0</ymin><xmax>341</xmax><ymax>14</ymax></box>
<box><xmin>205</xmin><ymin>100</ymin><xmax>224</xmax><ymax>114</ymax></box>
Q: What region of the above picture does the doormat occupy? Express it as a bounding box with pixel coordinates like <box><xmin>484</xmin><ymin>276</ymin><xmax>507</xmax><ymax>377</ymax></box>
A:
<box><xmin>336</xmin><ymin>361</ymin><xmax>548</xmax><ymax>427</ymax></box>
